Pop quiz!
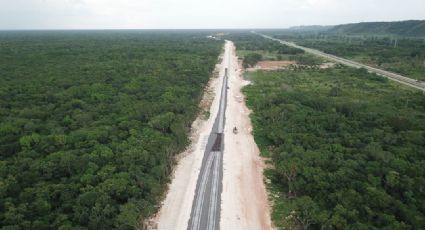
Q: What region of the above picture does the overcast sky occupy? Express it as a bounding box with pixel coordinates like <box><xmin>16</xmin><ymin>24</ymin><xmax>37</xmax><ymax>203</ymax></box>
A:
<box><xmin>0</xmin><ymin>0</ymin><xmax>424</xmax><ymax>30</ymax></box>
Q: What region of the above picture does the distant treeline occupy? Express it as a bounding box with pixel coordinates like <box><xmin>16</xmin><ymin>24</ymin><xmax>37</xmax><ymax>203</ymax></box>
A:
<box><xmin>328</xmin><ymin>20</ymin><xmax>425</xmax><ymax>37</ymax></box>
<box><xmin>258</xmin><ymin>20</ymin><xmax>425</xmax><ymax>37</ymax></box>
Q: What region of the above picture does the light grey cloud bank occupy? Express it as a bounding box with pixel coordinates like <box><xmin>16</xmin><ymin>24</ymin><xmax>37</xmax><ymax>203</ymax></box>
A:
<box><xmin>0</xmin><ymin>0</ymin><xmax>424</xmax><ymax>29</ymax></box>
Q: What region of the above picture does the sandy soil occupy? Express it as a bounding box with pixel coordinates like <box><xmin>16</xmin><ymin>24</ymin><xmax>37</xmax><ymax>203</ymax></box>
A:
<box><xmin>246</xmin><ymin>61</ymin><xmax>336</xmax><ymax>72</ymax></box>
<box><xmin>319</xmin><ymin>62</ymin><xmax>336</xmax><ymax>69</ymax></box>
<box><xmin>220</xmin><ymin>42</ymin><xmax>274</xmax><ymax>230</ymax></box>
<box><xmin>247</xmin><ymin>60</ymin><xmax>295</xmax><ymax>71</ymax></box>
<box><xmin>152</xmin><ymin>42</ymin><xmax>231</xmax><ymax>230</ymax></box>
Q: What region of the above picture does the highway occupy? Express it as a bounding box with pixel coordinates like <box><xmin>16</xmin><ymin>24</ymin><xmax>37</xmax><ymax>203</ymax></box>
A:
<box><xmin>187</xmin><ymin>42</ymin><xmax>231</xmax><ymax>230</ymax></box>
<box><xmin>253</xmin><ymin>31</ymin><xmax>425</xmax><ymax>92</ymax></box>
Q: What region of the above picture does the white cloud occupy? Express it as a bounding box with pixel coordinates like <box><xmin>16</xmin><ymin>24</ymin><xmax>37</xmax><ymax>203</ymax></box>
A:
<box><xmin>0</xmin><ymin>0</ymin><xmax>424</xmax><ymax>29</ymax></box>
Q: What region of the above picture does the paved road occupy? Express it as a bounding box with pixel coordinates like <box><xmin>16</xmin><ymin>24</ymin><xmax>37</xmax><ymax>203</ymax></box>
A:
<box><xmin>253</xmin><ymin>31</ymin><xmax>425</xmax><ymax>92</ymax></box>
<box><xmin>187</xmin><ymin>43</ymin><xmax>230</xmax><ymax>230</ymax></box>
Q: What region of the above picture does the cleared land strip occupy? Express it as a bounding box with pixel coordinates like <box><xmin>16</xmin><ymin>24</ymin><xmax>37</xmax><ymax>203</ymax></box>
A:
<box><xmin>187</xmin><ymin>41</ymin><xmax>230</xmax><ymax>230</ymax></box>
<box><xmin>253</xmin><ymin>31</ymin><xmax>425</xmax><ymax>92</ymax></box>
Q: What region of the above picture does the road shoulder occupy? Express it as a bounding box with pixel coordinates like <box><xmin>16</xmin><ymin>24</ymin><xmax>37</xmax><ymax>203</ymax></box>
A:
<box><xmin>220</xmin><ymin>42</ymin><xmax>274</xmax><ymax>230</ymax></box>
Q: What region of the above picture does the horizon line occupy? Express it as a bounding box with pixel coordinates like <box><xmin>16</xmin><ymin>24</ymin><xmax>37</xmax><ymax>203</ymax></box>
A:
<box><xmin>0</xmin><ymin>28</ymin><xmax>293</xmax><ymax>32</ymax></box>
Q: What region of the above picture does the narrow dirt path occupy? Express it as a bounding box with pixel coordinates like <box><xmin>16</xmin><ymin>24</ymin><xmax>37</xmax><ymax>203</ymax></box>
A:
<box><xmin>220</xmin><ymin>42</ymin><xmax>274</xmax><ymax>230</ymax></box>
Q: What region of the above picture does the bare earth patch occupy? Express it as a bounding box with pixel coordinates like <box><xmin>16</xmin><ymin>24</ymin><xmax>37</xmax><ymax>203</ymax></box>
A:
<box><xmin>247</xmin><ymin>60</ymin><xmax>296</xmax><ymax>71</ymax></box>
<box><xmin>246</xmin><ymin>60</ymin><xmax>337</xmax><ymax>72</ymax></box>
<box><xmin>319</xmin><ymin>62</ymin><xmax>336</xmax><ymax>69</ymax></box>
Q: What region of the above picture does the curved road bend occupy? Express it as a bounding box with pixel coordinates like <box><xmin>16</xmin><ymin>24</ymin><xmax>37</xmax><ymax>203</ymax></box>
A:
<box><xmin>187</xmin><ymin>41</ymin><xmax>232</xmax><ymax>230</ymax></box>
<box><xmin>253</xmin><ymin>31</ymin><xmax>425</xmax><ymax>92</ymax></box>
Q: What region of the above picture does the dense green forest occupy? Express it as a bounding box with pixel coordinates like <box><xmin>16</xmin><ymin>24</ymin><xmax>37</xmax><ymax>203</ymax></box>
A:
<box><xmin>265</xmin><ymin>32</ymin><xmax>425</xmax><ymax>81</ymax></box>
<box><xmin>0</xmin><ymin>31</ymin><xmax>222</xmax><ymax>229</ymax></box>
<box><xmin>244</xmin><ymin>67</ymin><xmax>425</xmax><ymax>229</ymax></box>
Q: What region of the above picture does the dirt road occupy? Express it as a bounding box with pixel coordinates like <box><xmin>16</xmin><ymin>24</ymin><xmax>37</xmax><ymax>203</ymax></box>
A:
<box><xmin>220</xmin><ymin>42</ymin><xmax>274</xmax><ymax>230</ymax></box>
